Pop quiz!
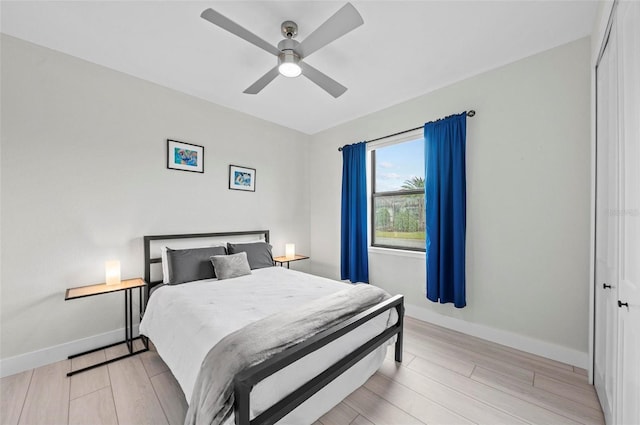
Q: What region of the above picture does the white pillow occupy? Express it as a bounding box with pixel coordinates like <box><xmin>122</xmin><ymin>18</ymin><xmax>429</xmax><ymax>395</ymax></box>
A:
<box><xmin>161</xmin><ymin>246</ymin><xmax>170</xmax><ymax>284</ymax></box>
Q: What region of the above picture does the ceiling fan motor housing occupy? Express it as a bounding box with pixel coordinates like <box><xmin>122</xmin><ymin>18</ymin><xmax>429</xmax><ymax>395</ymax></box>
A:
<box><xmin>277</xmin><ymin>38</ymin><xmax>299</xmax><ymax>52</ymax></box>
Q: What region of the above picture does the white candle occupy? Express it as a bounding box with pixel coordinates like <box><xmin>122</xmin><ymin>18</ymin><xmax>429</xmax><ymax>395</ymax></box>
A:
<box><xmin>105</xmin><ymin>260</ymin><xmax>121</xmax><ymax>285</ymax></box>
<box><xmin>285</xmin><ymin>244</ymin><xmax>296</xmax><ymax>258</ymax></box>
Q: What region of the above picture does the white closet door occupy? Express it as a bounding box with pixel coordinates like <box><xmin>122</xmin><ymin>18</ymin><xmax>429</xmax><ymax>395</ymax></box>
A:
<box><xmin>616</xmin><ymin>2</ymin><xmax>640</xmax><ymax>424</ymax></box>
<box><xmin>594</xmin><ymin>16</ymin><xmax>619</xmax><ymax>425</ymax></box>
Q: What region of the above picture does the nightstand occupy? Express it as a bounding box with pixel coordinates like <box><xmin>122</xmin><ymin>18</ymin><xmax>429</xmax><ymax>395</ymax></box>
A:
<box><xmin>273</xmin><ymin>254</ymin><xmax>309</xmax><ymax>269</ymax></box>
<box><xmin>64</xmin><ymin>278</ymin><xmax>148</xmax><ymax>376</ymax></box>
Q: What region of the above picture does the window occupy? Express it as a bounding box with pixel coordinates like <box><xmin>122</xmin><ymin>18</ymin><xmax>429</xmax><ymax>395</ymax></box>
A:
<box><xmin>371</xmin><ymin>137</ymin><xmax>425</xmax><ymax>251</ymax></box>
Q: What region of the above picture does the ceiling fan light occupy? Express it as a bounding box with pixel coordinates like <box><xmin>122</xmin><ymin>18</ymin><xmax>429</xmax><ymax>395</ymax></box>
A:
<box><xmin>278</xmin><ymin>51</ymin><xmax>302</xmax><ymax>78</ymax></box>
<box><xmin>279</xmin><ymin>63</ymin><xmax>302</xmax><ymax>78</ymax></box>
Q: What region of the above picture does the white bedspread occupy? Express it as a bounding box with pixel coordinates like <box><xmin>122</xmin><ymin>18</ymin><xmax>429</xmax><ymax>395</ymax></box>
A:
<box><xmin>139</xmin><ymin>267</ymin><xmax>394</xmax><ymax>423</ymax></box>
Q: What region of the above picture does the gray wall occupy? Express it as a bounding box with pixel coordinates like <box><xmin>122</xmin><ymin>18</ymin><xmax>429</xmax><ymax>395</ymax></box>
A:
<box><xmin>0</xmin><ymin>35</ymin><xmax>310</xmax><ymax>359</ymax></box>
<box><xmin>1</xmin><ymin>33</ymin><xmax>592</xmax><ymax>366</ymax></box>
<box><xmin>309</xmin><ymin>38</ymin><xmax>591</xmax><ymax>356</ymax></box>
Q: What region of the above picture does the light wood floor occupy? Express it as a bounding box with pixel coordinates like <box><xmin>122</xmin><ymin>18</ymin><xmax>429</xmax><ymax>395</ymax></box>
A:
<box><xmin>1</xmin><ymin>317</ymin><xmax>603</xmax><ymax>425</ymax></box>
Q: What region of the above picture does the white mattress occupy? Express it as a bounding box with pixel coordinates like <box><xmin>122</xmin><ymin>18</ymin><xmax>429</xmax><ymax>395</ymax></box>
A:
<box><xmin>140</xmin><ymin>267</ymin><xmax>394</xmax><ymax>424</ymax></box>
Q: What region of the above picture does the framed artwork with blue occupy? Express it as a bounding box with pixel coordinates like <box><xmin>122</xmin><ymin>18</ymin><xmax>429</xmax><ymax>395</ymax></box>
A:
<box><xmin>167</xmin><ymin>139</ymin><xmax>204</xmax><ymax>173</ymax></box>
<box><xmin>229</xmin><ymin>165</ymin><xmax>256</xmax><ymax>192</ymax></box>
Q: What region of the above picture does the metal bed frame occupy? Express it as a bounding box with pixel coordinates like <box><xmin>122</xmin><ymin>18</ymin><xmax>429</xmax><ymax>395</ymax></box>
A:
<box><xmin>142</xmin><ymin>230</ymin><xmax>404</xmax><ymax>425</ymax></box>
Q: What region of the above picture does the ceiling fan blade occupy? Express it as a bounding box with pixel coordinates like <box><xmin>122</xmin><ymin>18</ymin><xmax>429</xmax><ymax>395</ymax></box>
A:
<box><xmin>295</xmin><ymin>3</ymin><xmax>363</xmax><ymax>59</ymax></box>
<box><xmin>201</xmin><ymin>8</ymin><xmax>281</xmax><ymax>57</ymax></box>
<box><xmin>243</xmin><ymin>66</ymin><xmax>280</xmax><ymax>94</ymax></box>
<box><xmin>300</xmin><ymin>62</ymin><xmax>347</xmax><ymax>98</ymax></box>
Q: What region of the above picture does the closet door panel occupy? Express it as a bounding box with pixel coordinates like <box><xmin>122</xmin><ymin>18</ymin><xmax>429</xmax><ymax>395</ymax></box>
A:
<box><xmin>616</xmin><ymin>2</ymin><xmax>640</xmax><ymax>424</ymax></box>
<box><xmin>594</xmin><ymin>20</ymin><xmax>619</xmax><ymax>425</ymax></box>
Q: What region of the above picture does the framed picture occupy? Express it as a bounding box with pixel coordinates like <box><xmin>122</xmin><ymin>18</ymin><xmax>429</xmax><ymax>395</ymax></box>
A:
<box><xmin>167</xmin><ymin>139</ymin><xmax>204</xmax><ymax>173</ymax></box>
<box><xmin>229</xmin><ymin>165</ymin><xmax>256</xmax><ymax>192</ymax></box>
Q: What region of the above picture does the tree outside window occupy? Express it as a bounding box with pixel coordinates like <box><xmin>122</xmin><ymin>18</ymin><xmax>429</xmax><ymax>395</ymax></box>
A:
<box><xmin>372</xmin><ymin>139</ymin><xmax>425</xmax><ymax>251</ymax></box>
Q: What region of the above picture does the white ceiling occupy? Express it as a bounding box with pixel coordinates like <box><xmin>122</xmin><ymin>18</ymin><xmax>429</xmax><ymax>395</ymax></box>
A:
<box><xmin>1</xmin><ymin>1</ymin><xmax>599</xmax><ymax>134</ymax></box>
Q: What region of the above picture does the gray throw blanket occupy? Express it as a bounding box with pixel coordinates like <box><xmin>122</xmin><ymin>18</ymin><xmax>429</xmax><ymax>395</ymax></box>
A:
<box><xmin>184</xmin><ymin>284</ymin><xmax>392</xmax><ymax>425</ymax></box>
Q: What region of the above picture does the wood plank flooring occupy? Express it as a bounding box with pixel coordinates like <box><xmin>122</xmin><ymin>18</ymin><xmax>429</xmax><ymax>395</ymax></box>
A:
<box><xmin>0</xmin><ymin>317</ymin><xmax>603</xmax><ymax>425</ymax></box>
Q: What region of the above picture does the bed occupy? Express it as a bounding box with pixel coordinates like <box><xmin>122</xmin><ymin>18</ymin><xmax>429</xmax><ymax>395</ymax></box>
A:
<box><xmin>139</xmin><ymin>230</ymin><xmax>404</xmax><ymax>425</ymax></box>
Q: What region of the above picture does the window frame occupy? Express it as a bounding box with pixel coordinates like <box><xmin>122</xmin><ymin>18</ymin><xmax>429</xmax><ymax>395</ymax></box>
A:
<box><xmin>368</xmin><ymin>131</ymin><xmax>426</xmax><ymax>253</ymax></box>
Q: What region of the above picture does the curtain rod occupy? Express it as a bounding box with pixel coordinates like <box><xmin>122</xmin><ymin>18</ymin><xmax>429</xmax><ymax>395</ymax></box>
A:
<box><xmin>338</xmin><ymin>110</ymin><xmax>475</xmax><ymax>151</ymax></box>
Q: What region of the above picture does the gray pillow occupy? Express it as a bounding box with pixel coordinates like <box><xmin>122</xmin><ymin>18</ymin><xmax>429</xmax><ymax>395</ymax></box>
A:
<box><xmin>227</xmin><ymin>242</ymin><xmax>274</xmax><ymax>270</ymax></box>
<box><xmin>210</xmin><ymin>252</ymin><xmax>252</xmax><ymax>280</ymax></box>
<box><xmin>166</xmin><ymin>246</ymin><xmax>227</xmax><ymax>285</ymax></box>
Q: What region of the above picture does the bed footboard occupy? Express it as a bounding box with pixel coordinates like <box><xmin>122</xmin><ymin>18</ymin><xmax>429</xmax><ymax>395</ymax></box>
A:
<box><xmin>233</xmin><ymin>294</ymin><xmax>404</xmax><ymax>425</ymax></box>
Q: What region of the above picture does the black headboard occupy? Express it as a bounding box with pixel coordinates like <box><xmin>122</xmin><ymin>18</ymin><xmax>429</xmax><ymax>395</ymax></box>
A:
<box><xmin>143</xmin><ymin>230</ymin><xmax>270</xmax><ymax>291</ymax></box>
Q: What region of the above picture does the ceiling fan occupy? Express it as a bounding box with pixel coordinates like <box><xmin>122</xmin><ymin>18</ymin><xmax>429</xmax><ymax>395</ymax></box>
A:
<box><xmin>200</xmin><ymin>3</ymin><xmax>364</xmax><ymax>98</ymax></box>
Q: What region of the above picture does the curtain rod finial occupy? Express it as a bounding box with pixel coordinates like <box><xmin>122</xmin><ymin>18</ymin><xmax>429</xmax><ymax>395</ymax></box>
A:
<box><xmin>467</xmin><ymin>110</ymin><xmax>476</xmax><ymax>117</ymax></box>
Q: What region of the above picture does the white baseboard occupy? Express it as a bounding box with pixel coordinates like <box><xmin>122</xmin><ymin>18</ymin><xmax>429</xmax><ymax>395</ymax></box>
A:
<box><xmin>0</xmin><ymin>325</ymin><xmax>139</xmax><ymax>378</ymax></box>
<box><xmin>404</xmin><ymin>303</ymin><xmax>588</xmax><ymax>369</ymax></box>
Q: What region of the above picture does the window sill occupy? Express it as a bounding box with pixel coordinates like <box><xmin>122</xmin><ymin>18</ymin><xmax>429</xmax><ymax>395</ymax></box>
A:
<box><xmin>369</xmin><ymin>246</ymin><xmax>426</xmax><ymax>259</ymax></box>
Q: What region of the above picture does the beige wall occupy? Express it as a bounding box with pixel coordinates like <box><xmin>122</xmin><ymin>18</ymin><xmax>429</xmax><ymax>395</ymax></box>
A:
<box><xmin>309</xmin><ymin>38</ymin><xmax>592</xmax><ymax>360</ymax></box>
<box><xmin>0</xmin><ymin>35</ymin><xmax>310</xmax><ymax>361</ymax></box>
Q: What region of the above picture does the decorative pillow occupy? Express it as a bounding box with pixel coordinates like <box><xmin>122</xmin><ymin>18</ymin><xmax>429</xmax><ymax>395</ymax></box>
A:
<box><xmin>166</xmin><ymin>246</ymin><xmax>227</xmax><ymax>285</ymax></box>
<box><xmin>210</xmin><ymin>252</ymin><xmax>252</xmax><ymax>280</ymax></box>
<box><xmin>227</xmin><ymin>242</ymin><xmax>274</xmax><ymax>270</ymax></box>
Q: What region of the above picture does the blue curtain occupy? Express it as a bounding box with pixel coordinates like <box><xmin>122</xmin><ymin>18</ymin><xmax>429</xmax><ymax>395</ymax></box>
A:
<box><xmin>341</xmin><ymin>142</ymin><xmax>369</xmax><ymax>283</ymax></box>
<box><xmin>425</xmin><ymin>112</ymin><xmax>467</xmax><ymax>308</ymax></box>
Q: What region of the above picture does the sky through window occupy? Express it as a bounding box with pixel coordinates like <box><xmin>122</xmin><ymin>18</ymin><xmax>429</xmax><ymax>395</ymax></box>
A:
<box><xmin>374</xmin><ymin>138</ymin><xmax>424</xmax><ymax>192</ymax></box>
